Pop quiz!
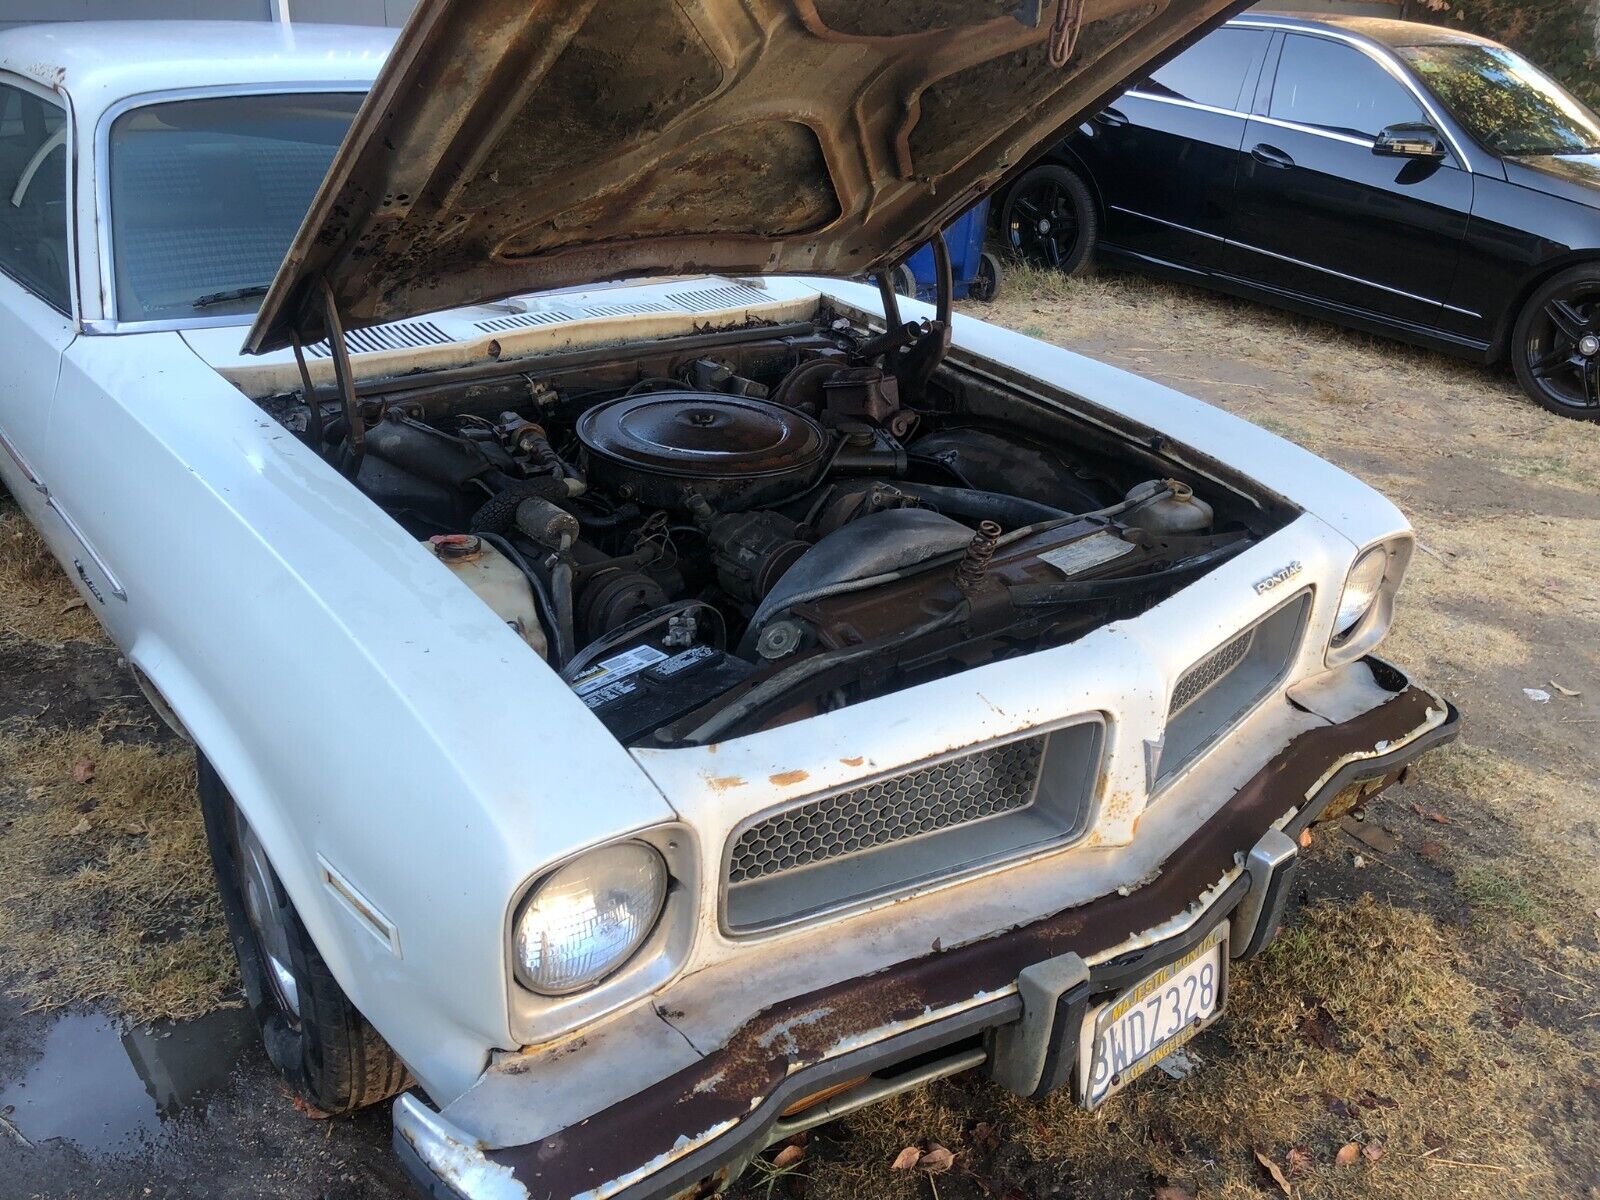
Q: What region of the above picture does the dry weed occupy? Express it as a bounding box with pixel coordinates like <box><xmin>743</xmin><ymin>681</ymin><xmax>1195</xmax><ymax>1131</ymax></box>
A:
<box><xmin>0</xmin><ymin>723</ymin><xmax>234</xmax><ymax>1022</ymax></box>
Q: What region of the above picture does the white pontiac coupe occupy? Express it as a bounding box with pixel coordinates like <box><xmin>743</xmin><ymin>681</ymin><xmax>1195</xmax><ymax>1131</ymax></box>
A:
<box><xmin>0</xmin><ymin>7</ymin><xmax>1458</xmax><ymax>1199</ymax></box>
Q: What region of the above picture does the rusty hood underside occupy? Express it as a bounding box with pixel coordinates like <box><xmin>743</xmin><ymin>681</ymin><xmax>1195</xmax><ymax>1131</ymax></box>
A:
<box><xmin>246</xmin><ymin>0</ymin><xmax>1241</xmax><ymax>354</ymax></box>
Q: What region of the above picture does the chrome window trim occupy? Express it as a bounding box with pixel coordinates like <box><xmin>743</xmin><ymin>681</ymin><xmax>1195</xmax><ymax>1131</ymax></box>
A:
<box><xmin>1228</xmin><ymin>18</ymin><xmax>1477</xmax><ymax>171</ymax></box>
<box><xmin>92</xmin><ymin>81</ymin><xmax>372</xmax><ymax>333</ymax></box>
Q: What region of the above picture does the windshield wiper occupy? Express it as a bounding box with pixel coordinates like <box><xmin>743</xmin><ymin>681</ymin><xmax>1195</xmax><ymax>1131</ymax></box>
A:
<box><xmin>192</xmin><ymin>284</ymin><xmax>270</xmax><ymax>309</ymax></box>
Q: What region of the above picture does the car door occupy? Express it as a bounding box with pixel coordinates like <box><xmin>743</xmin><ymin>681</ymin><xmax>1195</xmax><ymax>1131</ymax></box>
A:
<box><xmin>0</xmin><ymin>77</ymin><xmax>76</xmax><ymax>523</ymax></box>
<box><xmin>1227</xmin><ymin>31</ymin><xmax>1474</xmax><ymax>330</ymax></box>
<box><xmin>1083</xmin><ymin>25</ymin><xmax>1271</xmax><ymax>270</ymax></box>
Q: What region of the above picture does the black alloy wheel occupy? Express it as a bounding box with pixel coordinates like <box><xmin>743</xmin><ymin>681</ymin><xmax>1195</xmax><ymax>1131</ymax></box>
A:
<box><xmin>1512</xmin><ymin>264</ymin><xmax>1600</xmax><ymax>420</ymax></box>
<box><xmin>1000</xmin><ymin>164</ymin><xmax>1098</xmax><ymax>275</ymax></box>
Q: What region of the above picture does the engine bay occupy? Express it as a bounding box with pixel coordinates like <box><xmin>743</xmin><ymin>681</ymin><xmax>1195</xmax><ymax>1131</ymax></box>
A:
<box><xmin>272</xmin><ymin>304</ymin><xmax>1295</xmax><ymax>747</ymax></box>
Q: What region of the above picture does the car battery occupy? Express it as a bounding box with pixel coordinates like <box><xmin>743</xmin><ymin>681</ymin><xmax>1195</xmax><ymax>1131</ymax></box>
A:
<box><xmin>570</xmin><ymin>636</ymin><xmax>755</xmax><ymax>742</ymax></box>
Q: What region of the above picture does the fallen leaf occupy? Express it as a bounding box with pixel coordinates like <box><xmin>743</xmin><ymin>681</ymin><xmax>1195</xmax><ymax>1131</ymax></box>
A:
<box><xmin>891</xmin><ymin>1147</ymin><xmax>923</xmax><ymax>1171</ymax></box>
<box><xmin>920</xmin><ymin>1144</ymin><xmax>955</xmax><ymax>1173</ymax></box>
<box><xmin>68</xmin><ymin>817</ymin><xmax>91</xmax><ymax>836</ymax></box>
<box><xmin>1324</xmin><ymin>1093</ymin><xmax>1355</xmax><ymax>1119</ymax></box>
<box><xmin>1297</xmin><ymin>828</ymin><xmax>1313</xmax><ymax>849</ymax></box>
<box><xmin>1297</xmin><ymin>1004</ymin><xmax>1340</xmax><ymax>1051</ymax></box>
<box><xmin>972</xmin><ymin>1121</ymin><xmax>1001</xmax><ymax>1151</ymax></box>
<box><xmin>1255</xmin><ymin>1149</ymin><xmax>1292</xmax><ymax>1196</ymax></box>
<box><xmin>1363</xmin><ymin>1142</ymin><xmax>1386</xmax><ymax>1163</ymax></box>
<box><xmin>71</xmin><ymin>757</ymin><xmax>95</xmax><ymax>785</ymax></box>
<box><xmin>1410</xmin><ymin>802</ymin><xmax>1451</xmax><ymax>825</ymax></box>
<box><xmin>1549</xmin><ymin>679</ymin><xmax>1581</xmax><ymax>698</ymax></box>
<box><xmin>59</xmin><ymin>598</ymin><xmax>87</xmax><ymax>614</ymax></box>
<box><xmin>1286</xmin><ymin>1146</ymin><xmax>1313</xmax><ymax>1176</ymax></box>
<box><xmin>1358</xmin><ymin>1089</ymin><xmax>1398</xmax><ymax>1110</ymax></box>
<box><xmin>1417</xmin><ymin>840</ymin><xmax>1445</xmax><ymax>864</ymax></box>
<box><xmin>290</xmin><ymin>1094</ymin><xmax>332</xmax><ymax>1120</ymax></box>
<box><xmin>771</xmin><ymin>1143</ymin><xmax>805</xmax><ymax>1170</ymax></box>
<box><xmin>1341</xmin><ymin>816</ymin><xmax>1399</xmax><ymax>855</ymax></box>
<box><xmin>1494</xmin><ymin>992</ymin><xmax>1525</xmax><ymax>1030</ymax></box>
<box><xmin>1335</xmin><ymin>1142</ymin><xmax>1360</xmax><ymax>1167</ymax></box>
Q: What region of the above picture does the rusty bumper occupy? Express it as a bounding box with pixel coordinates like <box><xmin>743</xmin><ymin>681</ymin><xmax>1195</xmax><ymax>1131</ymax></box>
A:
<box><xmin>396</xmin><ymin>662</ymin><xmax>1457</xmax><ymax>1200</ymax></box>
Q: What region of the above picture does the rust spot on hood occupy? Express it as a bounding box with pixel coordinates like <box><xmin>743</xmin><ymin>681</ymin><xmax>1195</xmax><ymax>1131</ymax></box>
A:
<box><xmin>707</xmin><ymin>775</ymin><xmax>747</xmax><ymax>792</ymax></box>
<box><xmin>840</xmin><ymin>756</ymin><xmax>865</xmax><ymax>767</ymax></box>
<box><xmin>769</xmin><ymin>769</ymin><xmax>810</xmax><ymax>787</ymax></box>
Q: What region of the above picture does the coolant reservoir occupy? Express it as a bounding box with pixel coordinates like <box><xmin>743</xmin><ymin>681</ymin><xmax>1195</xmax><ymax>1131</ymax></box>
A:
<box><xmin>1123</xmin><ymin>479</ymin><xmax>1213</xmax><ymax>535</ymax></box>
<box><xmin>426</xmin><ymin>534</ymin><xmax>549</xmax><ymax>660</ymax></box>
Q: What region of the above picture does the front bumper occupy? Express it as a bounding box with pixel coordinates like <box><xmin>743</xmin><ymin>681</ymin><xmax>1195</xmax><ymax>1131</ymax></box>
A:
<box><xmin>396</xmin><ymin>661</ymin><xmax>1458</xmax><ymax>1200</ymax></box>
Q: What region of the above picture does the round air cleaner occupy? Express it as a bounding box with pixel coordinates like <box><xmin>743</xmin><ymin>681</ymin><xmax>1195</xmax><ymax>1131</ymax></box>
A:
<box><xmin>576</xmin><ymin>392</ymin><xmax>829</xmax><ymax>511</ymax></box>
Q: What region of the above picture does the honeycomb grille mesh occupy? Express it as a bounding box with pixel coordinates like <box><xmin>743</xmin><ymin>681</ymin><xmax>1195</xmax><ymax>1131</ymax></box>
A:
<box><xmin>1170</xmin><ymin>627</ymin><xmax>1256</xmax><ymax>714</ymax></box>
<box><xmin>727</xmin><ymin>738</ymin><xmax>1046</xmax><ymax>885</ymax></box>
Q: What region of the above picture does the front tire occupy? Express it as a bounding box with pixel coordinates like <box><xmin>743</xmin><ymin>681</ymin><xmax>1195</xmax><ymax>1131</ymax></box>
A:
<box><xmin>199</xmin><ymin>758</ymin><xmax>408</xmax><ymax>1113</ymax></box>
<box><xmin>1000</xmin><ymin>164</ymin><xmax>1097</xmax><ymax>275</ymax></box>
<box><xmin>1510</xmin><ymin>263</ymin><xmax>1600</xmax><ymax>420</ymax></box>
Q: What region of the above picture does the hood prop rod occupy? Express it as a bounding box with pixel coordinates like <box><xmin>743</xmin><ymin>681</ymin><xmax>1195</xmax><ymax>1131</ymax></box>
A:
<box><xmin>318</xmin><ymin>278</ymin><xmax>366</xmax><ymax>480</ymax></box>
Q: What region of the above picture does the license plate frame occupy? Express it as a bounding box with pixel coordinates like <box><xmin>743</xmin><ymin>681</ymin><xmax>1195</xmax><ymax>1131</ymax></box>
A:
<box><xmin>1076</xmin><ymin>924</ymin><xmax>1228</xmax><ymax>1110</ymax></box>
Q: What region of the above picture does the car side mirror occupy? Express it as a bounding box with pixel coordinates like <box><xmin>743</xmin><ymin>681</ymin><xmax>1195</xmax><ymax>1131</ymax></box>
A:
<box><xmin>1373</xmin><ymin>123</ymin><xmax>1448</xmax><ymax>160</ymax></box>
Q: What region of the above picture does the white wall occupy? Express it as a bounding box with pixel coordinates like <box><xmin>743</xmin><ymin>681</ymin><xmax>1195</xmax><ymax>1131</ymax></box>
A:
<box><xmin>0</xmin><ymin>0</ymin><xmax>415</xmax><ymax>26</ymax></box>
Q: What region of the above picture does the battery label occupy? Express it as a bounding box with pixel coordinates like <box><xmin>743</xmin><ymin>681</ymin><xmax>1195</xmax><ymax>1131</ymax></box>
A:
<box><xmin>581</xmin><ymin>677</ymin><xmax>639</xmax><ymax>709</ymax></box>
<box><xmin>572</xmin><ymin>643</ymin><xmax>669</xmax><ymax>697</ymax></box>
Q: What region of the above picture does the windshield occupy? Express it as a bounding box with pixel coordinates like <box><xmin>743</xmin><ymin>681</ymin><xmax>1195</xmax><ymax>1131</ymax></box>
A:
<box><xmin>1398</xmin><ymin>44</ymin><xmax>1600</xmax><ymax>157</ymax></box>
<box><xmin>108</xmin><ymin>92</ymin><xmax>363</xmax><ymax>322</ymax></box>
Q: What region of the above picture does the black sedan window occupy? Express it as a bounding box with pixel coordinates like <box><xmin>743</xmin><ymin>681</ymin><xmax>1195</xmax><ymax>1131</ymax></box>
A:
<box><xmin>1398</xmin><ymin>44</ymin><xmax>1600</xmax><ymax>156</ymax></box>
<box><xmin>1142</xmin><ymin>28</ymin><xmax>1268</xmax><ymax>111</ymax></box>
<box><xmin>1270</xmin><ymin>36</ymin><xmax>1424</xmax><ymax>139</ymax></box>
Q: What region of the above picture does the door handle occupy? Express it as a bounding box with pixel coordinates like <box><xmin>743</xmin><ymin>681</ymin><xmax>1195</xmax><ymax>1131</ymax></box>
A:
<box><xmin>1250</xmin><ymin>143</ymin><xmax>1295</xmax><ymax>169</ymax></box>
<box><xmin>1093</xmin><ymin>106</ymin><xmax>1129</xmax><ymax>129</ymax></box>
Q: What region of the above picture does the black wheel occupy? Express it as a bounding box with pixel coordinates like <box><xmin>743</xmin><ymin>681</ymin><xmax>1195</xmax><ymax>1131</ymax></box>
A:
<box><xmin>199</xmin><ymin>757</ymin><xmax>408</xmax><ymax>1114</ymax></box>
<box><xmin>1511</xmin><ymin>264</ymin><xmax>1600</xmax><ymax>420</ymax></box>
<box><xmin>1000</xmin><ymin>164</ymin><xmax>1097</xmax><ymax>274</ymax></box>
<box><xmin>969</xmin><ymin>251</ymin><xmax>1002</xmax><ymax>302</ymax></box>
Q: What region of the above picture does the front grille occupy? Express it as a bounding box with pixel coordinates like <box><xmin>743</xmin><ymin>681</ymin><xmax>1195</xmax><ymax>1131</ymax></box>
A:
<box><xmin>1157</xmin><ymin>592</ymin><xmax>1311</xmax><ymax>787</ymax></box>
<box><xmin>728</xmin><ymin>738</ymin><xmax>1045</xmax><ymax>885</ymax></box>
<box><xmin>1170</xmin><ymin>627</ymin><xmax>1256</xmax><ymax>714</ymax></box>
<box><xmin>723</xmin><ymin>720</ymin><xmax>1103</xmax><ymax>934</ymax></box>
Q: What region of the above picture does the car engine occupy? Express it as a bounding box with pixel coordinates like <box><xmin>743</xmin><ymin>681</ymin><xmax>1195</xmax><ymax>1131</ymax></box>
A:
<box><xmin>295</xmin><ymin>309</ymin><xmax>1286</xmax><ymax>746</ymax></box>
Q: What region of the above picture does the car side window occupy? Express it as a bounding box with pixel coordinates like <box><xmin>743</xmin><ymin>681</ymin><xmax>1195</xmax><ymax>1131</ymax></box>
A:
<box><xmin>0</xmin><ymin>81</ymin><xmax>70</xmax><ymax>313</ymax></box>
<box><xmin>1269</xmin><ymin>36</ymin><xmax>1425</xmax><ymax>139</ymax></box>
<box><xmin>1142</xmin><ymin>28</ymin><xmax>1269</xmax><ymax>111</ymax></box>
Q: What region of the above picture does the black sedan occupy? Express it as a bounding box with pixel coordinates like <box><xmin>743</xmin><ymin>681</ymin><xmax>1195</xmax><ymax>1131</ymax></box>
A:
<box><xmin>997</xmin><ymin>14</ymin><xmax>1600</xmax><ymax>419</ymax></box>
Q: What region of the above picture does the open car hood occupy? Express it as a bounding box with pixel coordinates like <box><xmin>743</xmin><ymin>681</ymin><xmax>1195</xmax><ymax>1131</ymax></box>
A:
<box><xmin>246</xmin><ymin>0</ymin><xmax>1240</xmax><ymax>354</ymax></box>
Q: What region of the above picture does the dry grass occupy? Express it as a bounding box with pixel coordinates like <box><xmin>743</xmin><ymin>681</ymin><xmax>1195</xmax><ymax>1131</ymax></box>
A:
<box><xmin>804</xmin><ymin>898</ymin><xmax>1596</xmax><ymax>1200</ymax></box>
<box><xmin>0</xmin><ymin>723</ymin><xmax>234</xmax><ymax>1022</ymax></box>
<box><xmin>0</xmin><ymin>495</ymin><xmax>108</xmax><ymax>645</ymax></box>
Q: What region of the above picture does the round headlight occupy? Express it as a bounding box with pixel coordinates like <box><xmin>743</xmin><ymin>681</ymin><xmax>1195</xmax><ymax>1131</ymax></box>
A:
<box><xmin>1334</xmin><ymin>546</ymin><xmax>1389</xmax><ymax>639</ymax></box>
<box><xmin>513</xmin><ymin>842</ymin><xmax>668</xmax><ymax>995</ymax></box>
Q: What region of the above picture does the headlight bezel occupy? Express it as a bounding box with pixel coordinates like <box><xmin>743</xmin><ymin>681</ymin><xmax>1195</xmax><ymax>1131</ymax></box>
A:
<box><xmin>512</xmin><ymin>839</ymin><xmax>669</xmax><ymax>996</ymax></box>
<box><xmin>504</xmin><ymin>826</ymin><xmax>698</xmax><ymax>1046</ymax></box>
<box><xmin>1327</xmin><ymin>536</ymin><xmax>1412</xmax><ymax>666</ymax></box>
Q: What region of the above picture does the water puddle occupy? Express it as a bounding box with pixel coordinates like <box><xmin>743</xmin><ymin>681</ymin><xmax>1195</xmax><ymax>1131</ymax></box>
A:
<box><xmin>0</xmin><ymin>1005</ymin><xmax>257</xmax><ymax>1154</ymax></box>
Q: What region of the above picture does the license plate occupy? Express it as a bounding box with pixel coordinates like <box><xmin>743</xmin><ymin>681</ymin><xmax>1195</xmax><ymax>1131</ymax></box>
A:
<box><xmin>1077</xmin><ymin>925</ymin><xmax>1227</xmax><ymax>1109</ymax></box>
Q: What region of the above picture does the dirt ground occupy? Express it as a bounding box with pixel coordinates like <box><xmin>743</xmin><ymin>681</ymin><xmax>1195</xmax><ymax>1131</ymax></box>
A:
<box><xmin>0</xmin><ymin>266</ymin><xmax>1596</xmax><ymax>1200</ymax></box>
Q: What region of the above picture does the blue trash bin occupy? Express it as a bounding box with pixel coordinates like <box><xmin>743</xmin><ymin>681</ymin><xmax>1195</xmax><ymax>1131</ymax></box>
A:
<box><xmin>900</xmin><ymin>198</ymin><xmax>1001</xmax><ymax>303</ymax></box>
